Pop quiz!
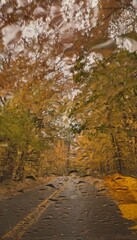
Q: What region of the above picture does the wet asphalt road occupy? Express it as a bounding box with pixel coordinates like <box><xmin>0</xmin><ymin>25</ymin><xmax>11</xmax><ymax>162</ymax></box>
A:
<box><xmin>0</xmin><ymin>177</ymin><xmax>137</xmax><ymax>240</ymax></box>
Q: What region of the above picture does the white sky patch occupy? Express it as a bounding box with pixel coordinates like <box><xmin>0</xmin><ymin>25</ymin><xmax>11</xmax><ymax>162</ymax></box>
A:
<box><xmin>22</xmin><ymin>19</ymin><xmax>50</xmax><ymax>41</ymax></box>
<box><xmin>1</xmin><ymin>0</ymin><xmax>100</xmax><ymax>80</ymax></box>
<box><xmin>87</xmin><ymin>0</ymin><xmax>99</xmax><ymax>8</ymax></box>
<box><xmin>1</xmin><ymin>0</ymin><xmax>100</xmax><ymax>50</ymax></box>
<box><xmin>16</xmin><ymin>0</ymin><xmax>33</xmax><ymax>7</ymax></box>
<box><xmin>116</xmin><ymin>37</ymin><xmax>137</xmax><ymax>53</ymax></box>
<box><xmin>2</xmin><ymin>19</ymin><xmax>48</xmax><ymax>47</ymax></box>
<box><xmin>4</xmin><ymin>6</ymin><xmax>14</xmax><ymax>14</ymax></box>
<box><xmin>68</xmin><ymin>88</ymin><xmax>81</xmax><ymax>101</ymax></box>
<box><xmin>61</xmin><ymin>0</ymin><xmax>99</xmax><ymax>33</ymax></box>
<box><xmin>58</xmin><ymin>22</ymin><xmax>74</xmax><ymax>41</ymax></box>
<box><xmin>108</xmin><ymin>7</ymin><xmax>136</xmax><ymax>38</ymax></box>
<box><xmin>33</xmin><ymin>7</ymin><xmax>46</xmax><ymax>16</ymax></box>
<box><xmin>50</xmin><ymin>5</ymin><xmax>61</xmax><ymax>19</ymax></box>
<box><xmin>17</xmin><ymin>0</ymin><xmax>26</xmax><ymax>7</ymax></box>
<box><xmin>63</xmin><ymin>43</ymin><xmax>73</xmax><ymax>51</ymax></box>
<box><xmin>84</xmin><ymin>52</ymin><xmax>102</xmax><ymax>71</ymax></box>
<box><xmin>108</xmin><ymin>6</ymin><xmax>137</xmax><ymax>52</ymax></box>
<box><xmin>2</xmin><ymin>25</ymin><xmax>21</xmax><ymax>45</ymax></box>
<box><xmin>132</xmin><ymin>0</ymin><xmax>137</xmax><ymax>8</ymax></box>
<box><xmin>91</xmin><ymin>5</ymin><xmax>99</xmax><ymax>28</ymax></box>
<box><xmin>61</xmin><ymin>0</ymin><xmax>76</xmax><ymax>22</ymax></box>
<box><xmin>54</xmin><ymin>56</ymin><xmax>73</xmax><ymax>78</ymax></box>
<box><xmin>0</xmin><ymin>0</ymin><xmax>6</xmax><ymax>6</ymax></box>
<box><xmin>123</xmin><ymin>38</ymin><xmax>137</xmax><ymax>52</ymax></box>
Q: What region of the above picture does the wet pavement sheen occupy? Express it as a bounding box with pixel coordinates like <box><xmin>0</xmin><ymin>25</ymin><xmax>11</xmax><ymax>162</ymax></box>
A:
<box><xmin>0</xmin><ymin>177</ymin><xmax>137</xmax><ymax>240</ymax></box>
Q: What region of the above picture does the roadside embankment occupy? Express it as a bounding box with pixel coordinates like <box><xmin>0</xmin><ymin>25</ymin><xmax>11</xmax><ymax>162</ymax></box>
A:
<box><xmin>0</xmin><ymin>176</ymin><xmax>56</xmax><ymax>200</ymax></box>
<box><xmin>105</xmin><ymin>174</ymin><xmax>137</xmax><ymax>230</ymax></box>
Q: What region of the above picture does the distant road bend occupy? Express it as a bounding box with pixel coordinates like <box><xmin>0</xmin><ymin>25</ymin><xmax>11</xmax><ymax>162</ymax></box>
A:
<box><xmin>0</xmin><ymin>176</ymin><xmax>137</xmax><ymax>240</ymax></box>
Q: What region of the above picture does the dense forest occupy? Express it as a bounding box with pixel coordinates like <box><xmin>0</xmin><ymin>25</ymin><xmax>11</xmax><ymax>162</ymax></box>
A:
<box><xmin>0</xmin><ymin>0</ymin><xmax>137</xmax><ymax>181</ymax></box>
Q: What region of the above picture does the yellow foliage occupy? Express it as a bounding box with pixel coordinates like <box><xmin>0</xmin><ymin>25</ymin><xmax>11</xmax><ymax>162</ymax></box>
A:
<box><xmin>119</xmin><ymin>204</ymin><xmax>137</xmax><ymax>229</ymax></box>
<box><xmin>105</xmin><ymin>174</ymin><xmax>137</xmax><ymax>229</ymax></box>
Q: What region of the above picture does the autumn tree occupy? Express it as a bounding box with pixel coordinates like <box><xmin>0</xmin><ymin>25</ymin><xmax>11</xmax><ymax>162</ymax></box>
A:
<box><xmin>71</xmin><ymin>50</ymin><xmax>137</xmax><ymax>176</ymax></box>
<box><xmin>0</xmin><ymin>0</ymin><xmax>137</xmax><ymax>181</ymax></box>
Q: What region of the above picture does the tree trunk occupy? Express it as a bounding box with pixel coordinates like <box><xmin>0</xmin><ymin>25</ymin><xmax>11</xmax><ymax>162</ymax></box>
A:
<box><xmin>110</xmin><ymin>132</ymin><xmax>122</xmax><ymax>174</ymax></box>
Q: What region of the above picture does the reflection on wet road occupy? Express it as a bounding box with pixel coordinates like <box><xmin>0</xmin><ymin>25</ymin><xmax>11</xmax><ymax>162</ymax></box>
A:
<box><xmin>0</xmin><ymin>177</ymin><xmax>137</xmax><ymax>240</ymax></box>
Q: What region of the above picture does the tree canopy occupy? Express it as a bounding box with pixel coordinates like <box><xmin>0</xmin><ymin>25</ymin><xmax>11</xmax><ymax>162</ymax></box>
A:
<box><xmin>0</xmin><ymin>0</ymin><xmax>137</xmax><ymax>181</ymax></box>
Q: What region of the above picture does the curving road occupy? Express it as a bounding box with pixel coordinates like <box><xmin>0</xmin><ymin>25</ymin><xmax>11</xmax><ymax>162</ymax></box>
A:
<box><xmin>0</xmin><ymin>177</ymin><xmax>137</xmax><ymax>240</ymax></box>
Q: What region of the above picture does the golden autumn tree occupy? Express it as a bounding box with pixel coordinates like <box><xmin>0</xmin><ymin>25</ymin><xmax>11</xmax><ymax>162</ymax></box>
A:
<box><xmin>71</xmin><ymin>50</ymin><xmax>137</xmax><ymax>176</ymax></box>
<box><xmin>0</xmin><ymin>0</ymin><xmax>137</xmax><ymax>181</ymax></box>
